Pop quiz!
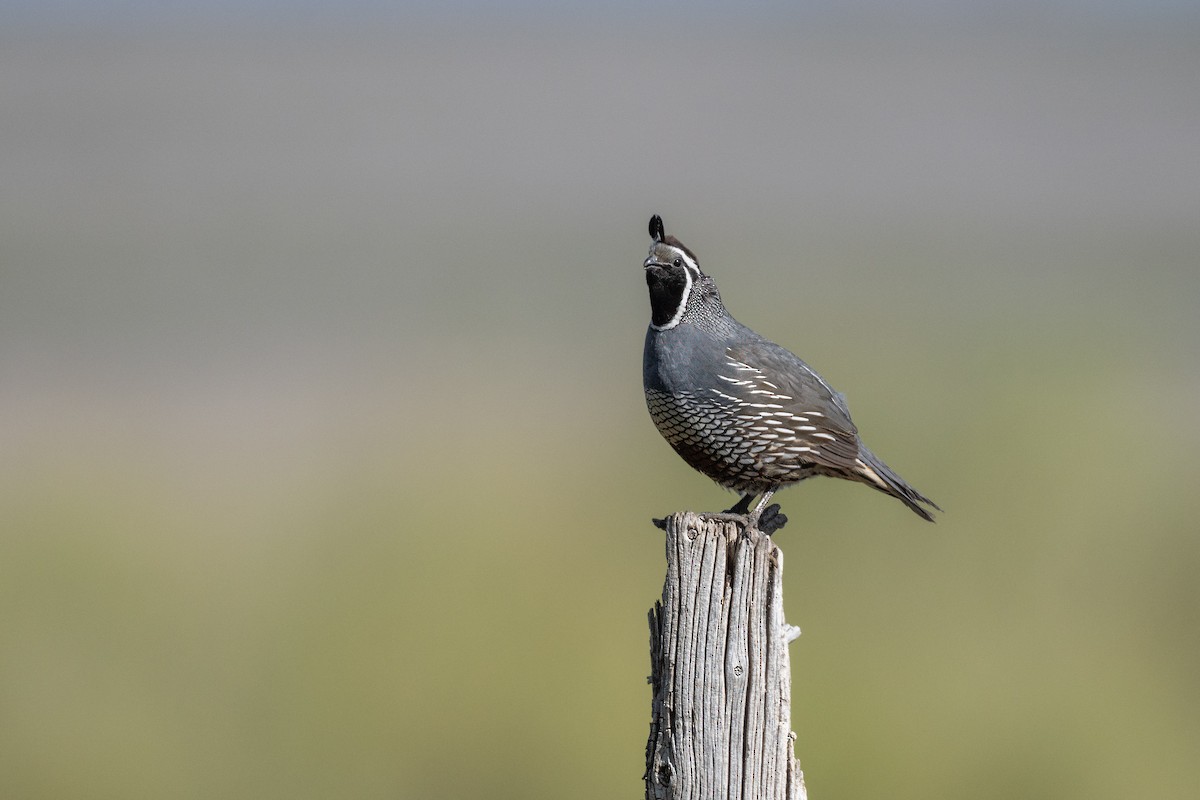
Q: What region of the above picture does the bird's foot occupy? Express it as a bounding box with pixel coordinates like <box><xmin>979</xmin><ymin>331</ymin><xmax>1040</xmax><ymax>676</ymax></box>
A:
<box><xmin>697</xmin><ymin>511</ymin><xmax>749</xmax><ymax>527</ymax></box>
<box><xmin>655</xmin><ymin>510</ymin><xmax>748</xmax><ymax>531</ymax></box>
<box><xmin>695</xmin><ymin>504</ymin><xmax>787</xmax><ymax>535</ymax></box>
<box><xmin>653</xmin><ymin>503</ymin><xmax>787</xmax><ymax>535</ymax></box>
<box><xmin>755</xmin><ymin>503</ymin><xmax>788</xmax><ymax>535</ymax></box>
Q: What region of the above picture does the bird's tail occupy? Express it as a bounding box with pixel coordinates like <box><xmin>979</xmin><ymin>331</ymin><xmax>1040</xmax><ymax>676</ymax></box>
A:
<box><xmin>854</xmin><ymin>447</ymin><xmax>941</xmax><ymax>522</ymax></box>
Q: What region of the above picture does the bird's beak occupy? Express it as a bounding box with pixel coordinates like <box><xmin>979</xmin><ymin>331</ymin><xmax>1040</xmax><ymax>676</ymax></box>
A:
<box><xmin>644</xmin><ymin>257</ymin><xmax>662</xmax><ymax>269</ymax></box>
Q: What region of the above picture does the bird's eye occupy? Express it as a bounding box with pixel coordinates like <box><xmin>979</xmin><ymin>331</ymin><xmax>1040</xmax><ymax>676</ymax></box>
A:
<box><xmin>672</xmin><ymin>258</ymin><xmax>682</xmax><ymax>268</ymax></box>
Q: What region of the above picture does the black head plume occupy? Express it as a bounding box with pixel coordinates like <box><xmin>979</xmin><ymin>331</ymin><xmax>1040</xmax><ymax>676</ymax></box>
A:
<box><xmin>649</xmin><ymin>215</ymin><xmax>665</xmax><ymax>242</ymax></box>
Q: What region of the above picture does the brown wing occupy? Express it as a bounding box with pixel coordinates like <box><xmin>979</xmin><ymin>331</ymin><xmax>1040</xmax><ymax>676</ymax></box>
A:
<box><xmin>719</xmin><ymin>340</ymin><xmax>863</xmax><ymax>473</ymax></box>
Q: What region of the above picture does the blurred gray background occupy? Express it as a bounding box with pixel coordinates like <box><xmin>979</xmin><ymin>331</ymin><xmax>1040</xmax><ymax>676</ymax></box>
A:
<box><xmin>2</xmin><ymin>2</ymin><xmax>1198</xmax><ymax>799</ymax></box>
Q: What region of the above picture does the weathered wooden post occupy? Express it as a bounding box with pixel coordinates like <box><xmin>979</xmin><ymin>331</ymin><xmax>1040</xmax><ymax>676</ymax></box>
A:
<box><xmin>645</xmin><ymin>511</ymin><xmax>806</xmax><ymax>800</ymax></box>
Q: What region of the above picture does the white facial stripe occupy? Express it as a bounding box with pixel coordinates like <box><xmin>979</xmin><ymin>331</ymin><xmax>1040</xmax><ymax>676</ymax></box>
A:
<box><xmin>676</xmin><ymin>249</ymin><xmax>701</xmax><ymax>276</ymax></box>
<box><xmin>649</xmin><ymin>245</ymin><xmax>699</xmax><ymax>331</ymax></box>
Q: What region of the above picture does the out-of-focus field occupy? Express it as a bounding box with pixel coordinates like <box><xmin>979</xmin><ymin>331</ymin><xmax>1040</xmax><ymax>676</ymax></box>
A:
<box><xmin>1</xmin><ymin>7</ymin><xmax>1198</xmax><ymax>799</ymax></box>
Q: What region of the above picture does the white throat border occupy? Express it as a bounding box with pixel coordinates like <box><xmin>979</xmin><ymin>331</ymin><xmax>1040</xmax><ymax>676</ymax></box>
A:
<box><xmin>649</xmin><ymin>250</ymin><xmax>699</xmax><ymax>332</ymax></box>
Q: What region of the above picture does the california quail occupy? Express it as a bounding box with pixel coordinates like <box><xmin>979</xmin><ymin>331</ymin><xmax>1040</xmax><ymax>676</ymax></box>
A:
<box><xmin>642</xmin><ymin>214</ymin><xmax>939</xmax><ymax>531</ymax></box>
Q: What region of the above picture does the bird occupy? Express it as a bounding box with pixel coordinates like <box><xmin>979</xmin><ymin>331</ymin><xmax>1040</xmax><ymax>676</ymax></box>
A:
<box><xmin>641</xmin><ymin>214</ymin><xmax>939</xmax><ymax>532</ymax></box>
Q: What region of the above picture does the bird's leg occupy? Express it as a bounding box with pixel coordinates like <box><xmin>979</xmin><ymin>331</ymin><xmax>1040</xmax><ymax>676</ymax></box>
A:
<box><xmin>657</xmin><ymin>490</ymin><xmax>788</xmax><ymax>534</ymax></box>
<box><xmin>724</xmin><ymin>494</ymin><xmax>754</xmax><ymax>515</ymax></box>
<box><xmin>749</xmin><ymin>488</ymin><xmax>788</xmax><ymax>535</ymax></box>
<box><xmin>695</xmin><ymin>489</ymin><xmax>787</xmax><ymax>535</ymax></box>
<box><xmin>750</xmin><ymin>489</ymin><xmax>777</xmax><ymax>521</ymax></box>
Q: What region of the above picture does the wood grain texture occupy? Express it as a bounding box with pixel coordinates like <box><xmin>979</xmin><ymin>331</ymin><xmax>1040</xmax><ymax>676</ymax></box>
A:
<box><xmin>645</xmin><ymin>512</ymin><xmax>806</xmax><ymax>800</ymax></box>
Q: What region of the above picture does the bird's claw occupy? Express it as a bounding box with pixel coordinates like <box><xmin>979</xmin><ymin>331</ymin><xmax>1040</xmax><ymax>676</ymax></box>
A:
<box><xmin>653</xmin><ymin>504</ymin><xmax>786</xmax><ymax>535</ymax></box>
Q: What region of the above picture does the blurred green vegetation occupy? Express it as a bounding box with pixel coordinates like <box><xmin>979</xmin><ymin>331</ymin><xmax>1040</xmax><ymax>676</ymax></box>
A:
<box><xmin>2</xmin><ymin>9</ymin><xmax>1199</xmax><ymax>800</ymax></box>
<box><xmin>3</xmin><ymin>300</ymin><xmax>1197</xmax><ymax>799</ymax></box>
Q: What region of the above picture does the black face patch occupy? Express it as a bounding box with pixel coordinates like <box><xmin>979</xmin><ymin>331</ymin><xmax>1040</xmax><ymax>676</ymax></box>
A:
<box><xmin>646</xmin><ymin>264</ymin><xmax>690</xmax><ymax>327</ymax></box>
